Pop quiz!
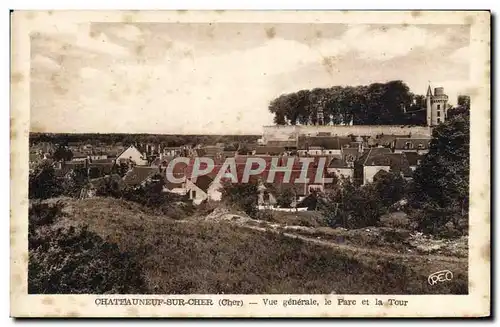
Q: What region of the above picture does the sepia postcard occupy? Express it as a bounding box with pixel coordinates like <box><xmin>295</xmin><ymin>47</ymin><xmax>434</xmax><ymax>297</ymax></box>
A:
<box><xmin>10</xmin><ymin>10</ymin><xmax>490</xmax><ymax>318</ymax></box>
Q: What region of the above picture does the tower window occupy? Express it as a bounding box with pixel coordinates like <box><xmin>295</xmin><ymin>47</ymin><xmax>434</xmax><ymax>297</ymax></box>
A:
<box><xmin>437</xmin><ymin>104</ymin><xmax>440</xmax><ymax>110</ymax></box>
<box><xmin>437</xmin><ymin>118</ymin><xmax>441</xmax><ymax>124</ymax></box>
<box><xmin>437</xmin><ymin>111</ymin><xmax>441</xmax><ymax>117</ymax></box>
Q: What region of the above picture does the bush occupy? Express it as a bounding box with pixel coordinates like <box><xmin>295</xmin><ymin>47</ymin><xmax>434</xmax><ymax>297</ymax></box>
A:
<box><xmin>29</xmin><ymin>162</ymin><xmax>63</xmax><ymax>199</ymax></box>
<box><xmin>28</xmin><ymin>201</ymin><xmax>147</xmax><ymax>294</ymax></box>
<box><xmin>379</xmin><ymin>212</ymin><xmax>410</xmax><ymax>229</ymax></box>
<box><xmin>408</xmin><ymin>204</ymin><xmax>468</xmax><ymax>238</ymax></box>
<box><xmin>220</xmin><ymin>181</ymin><xmax>258</xmax><ymax>216</ymax></box>
<box><xmin>29</xmin><ymin>226</ymin><xmax>147</xmax><ymax>294</ymax></box>
<box><xmin>94</xmin><ymin>174</ymin><xmax>125</xmax><ymax>198</ymax></box>
<box><xmin>253</xmin><ymin>210</ymin><xmax>275</xmax><ymax>222</ymax></box>
<box><xmin>29</xmin><ymin>201</ymin><xmax>64</xmax><ymax>231</ymax></box>
<box><xmin>60</xmin><ymin>167</ymin><xmax>88</xmax><ymax>198</ymax></box>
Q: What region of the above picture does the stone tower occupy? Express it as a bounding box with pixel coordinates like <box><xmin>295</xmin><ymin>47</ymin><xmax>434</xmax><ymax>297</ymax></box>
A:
<box><xmin>426</xmin><ymin>85</ymin><xmax>449</xmax><ymax>127</ymax></box>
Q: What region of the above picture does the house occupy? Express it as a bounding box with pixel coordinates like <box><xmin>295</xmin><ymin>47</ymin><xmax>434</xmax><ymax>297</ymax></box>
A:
<box><xmin>368</xmin><ymin>134</ymin><xmax>410</xmax><ymax>148</ymax></box>
<box><xmin>72</xmin><ymin>152</ymin><xmax>88</xmax><ymax>162</ymax></box>
<box><xmin>355</xmin><ymin>147</ymin><xmax>392</xmax><ymax>185</ymax></box>
<box><xmin>184</xmin><ymin>175</ymin><xmax>216</xmax><ymax>205</ymax></box>
<box><xmin>116</xmin><ymin>145</ymin><xmax>148</xmax><ymax>166</ymax></box>
<box><xmin>256</xmin><ymin>166</ymin><xmax>326</xmax><ymax>209</ymax></box>
<box><xmin>236</xmin><ymin>143</ymin><xmax>258</xmax><ymax>155</ymax></box>
<box><xmin>266</xmin><ymin>140</ymin><xmax>297</xmax><ymax>150</ymax></box>
<box><xmin>90</xmin><ymin>154</ymin><xmax>108</xmax><ymax>160</ymax></box>
<box><xmin>301</xmin><ymin>146</ymin><xmax>323</xmax><ymax>156</ymax></box>
<box><xmin>297</xmin><ymin>136</ymin><xmax>351</xmax><ymax>156</ymax></box>
<box><xmin>320</xmin><ymin>137</ymin><xmax>351</xmax><ymax>155</ymax></box>
<box><xmin>122</xmin><ymin>166</ymin><xmax>160</xmax><ymax>189</ymax></box>
<box><xmin>163</xmin><ymin>179</ymin><xmax>188</xmax><ymax>196</ymax></box>
<box><xmin>327</xmin><ymin>148</ymin><xmax>360</xmax><ymax>180</ymax></box>
<box><xmin>393</xmin><ymin>138</ymin><xmax>431</xmax><ymax>155</ymax></box>
<box><xmin>223</xmin><ymin>150</ymin><xmax>237</xmax><ymax>158</ymax></box>
<box><xmin>162</xmin><ymin>147</ymin><xmax>182</xmax><ymax>157</ymax></box>
<box><xmin>202</xmin><ymin>145</ymin><xmax>224</xmax><ymax>157</ymax></box>
<box><xmin>254</xmin><ymin>146</ymin><xmax>285</xmax><ymax>156</ymax></box>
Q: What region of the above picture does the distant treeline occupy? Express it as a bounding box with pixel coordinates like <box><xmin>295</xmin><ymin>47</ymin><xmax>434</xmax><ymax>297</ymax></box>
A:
<box><xmin>29</xmin><ymin>133</ymin><xmax>261</xmax><ymax>147</ymax></box>
<box><xmin>268</xmin><ymin>80</ymin><xmax>429</xmax><ymax>126</ymax></box>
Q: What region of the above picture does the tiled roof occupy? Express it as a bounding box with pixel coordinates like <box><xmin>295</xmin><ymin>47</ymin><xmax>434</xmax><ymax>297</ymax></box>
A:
<box><xmin>267</xmin><ymin>140</ymin><xmax>297</xmax><ymax>147</ymax></box>
<box><xmin>72</xmin><ymin>152</ymin><xmax>87</xmax><ymax>158</ymax></box>
<box><xmin>193</xmin><ymin>175</ymin><xmax>214</xmax><ymax>193</ymax></box>
<box><xmin>394</xmin><ymin>138</ymin><xmax>431</xmax><ymax>150</ymax></box>
<box><xmin>89</xmin><ymin>163</ymin><xmax>114</xmax><ymax>175</ymax></box>
<box><xmin>327</xmin><ymin>156</ymin><xmax>345</xmax><ymax>169</ymax></box>
<box><xmin>254</xmin><ymin>146</ymin><xmax>285</xmax><ymax>155</ymax></box>
<box><xmin>328</xmin><ymin>148</ymin><xmax>360</xmax><ymax>168</ymax></box>
<box><xmin>361</xmin><ymin>148</ymin><xmax>392</xmax><ymax>166</ymax></box>
<box><xmin>202</xmin><ymin>145</ymin><xmax>224</xmax><ymax>157</ymax></box>
<box><xmin>91</xmin><ymin>158</ymin><xmax>114</xmax><ymax>164</ymax></box>
<box><xmin>123</xmin><ymin>166</ymin><xmax>158</xmax><ymax>187</ymax></box>
<box><xmin>298</xmin><ymin>136</ymin><xmax>351</xmax><ymax>150</ymax></box>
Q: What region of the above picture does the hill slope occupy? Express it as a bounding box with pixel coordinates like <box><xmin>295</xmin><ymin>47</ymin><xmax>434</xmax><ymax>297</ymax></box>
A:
<box><xmin>46</xmin><ymin>197</ymin><xmax>467</xmax><ymax>294</ymax></box>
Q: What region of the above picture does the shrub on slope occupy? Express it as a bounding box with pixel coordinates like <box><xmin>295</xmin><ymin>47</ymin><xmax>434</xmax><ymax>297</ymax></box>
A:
<box><xmin>28</xmin><ymin>201</ymin><xmax>147</xmax><ymax>294</ymax></box>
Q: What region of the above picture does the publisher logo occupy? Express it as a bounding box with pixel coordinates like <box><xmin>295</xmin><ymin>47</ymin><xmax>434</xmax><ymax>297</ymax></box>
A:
<box><xmin>428</xmin><ymin>270</ymin><xmax>453</xmax><ymax>285</ymax></box>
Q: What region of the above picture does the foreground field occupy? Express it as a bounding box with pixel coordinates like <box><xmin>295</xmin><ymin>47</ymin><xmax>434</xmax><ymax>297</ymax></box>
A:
<box><xmin>38</xmin><ymin>197</ymin><xmax>468</xmax><ymax>294</ymax></box>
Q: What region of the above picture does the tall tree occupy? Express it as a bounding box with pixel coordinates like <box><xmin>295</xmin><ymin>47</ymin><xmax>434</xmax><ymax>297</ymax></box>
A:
<box><xmin>411</xmin><ymin>112</ymin><xmax>469</xmax><ymax>209</ymax></box>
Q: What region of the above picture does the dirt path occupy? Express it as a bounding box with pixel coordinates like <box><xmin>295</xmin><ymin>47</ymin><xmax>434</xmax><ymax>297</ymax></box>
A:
<box><xmin>239</xmin><ymin>223</ymin><xmax>467</xmax><ymax>264</ymax></box>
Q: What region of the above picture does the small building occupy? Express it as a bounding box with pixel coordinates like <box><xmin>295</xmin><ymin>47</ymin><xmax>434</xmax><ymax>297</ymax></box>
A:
<box><xmin>327</xmin><ymin>148</ymin><xmax>360</xmax><ymax>180</ymax></box>
<box><xmin>355</xmin><ymin>147</ymin><xmax>392</xmax><ymax>185</ymax></box>
<box><xmin>254</xmin><ymin>146</ymin><xmax>285</xmax><ymax>156</ymax></box>
<box><xmin>297</xmin><ymin>136</ymin><xmax>351</xmax><ymax>156</ymax></box>
<box><xmin>72</xmin><ymin>152</ymin><xmax>88</xmax><ymax>162</ymax></box>
<box><xmin>90</xmin><ymin>154</ymin><xmax>108</xmax><ymax>160</ymax></box>
<box><xmin>184</xmin><ymin>175</ymin><xmax>216</xmax><ymax>205</ymax></box>
<box><xmin>392</xmin><ymin>138</ymin><xmax>431</xmax><ymax>155</ymax></box>
<box><xmin>116</xmin><ymin>145</ymin><xmax>148</xmax><ymax>166</ymax></box>
<box><xmin>163</xmin><ymin>179</ymin><xmax>188</xmax><ymax>196</ymax></box>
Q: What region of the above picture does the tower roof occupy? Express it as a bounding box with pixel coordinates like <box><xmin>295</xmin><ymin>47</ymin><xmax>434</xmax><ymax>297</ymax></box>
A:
<box><xmin>426</xmin><ymin>85</ymin><xmax>433</xmax><ymax>96</ymax></box>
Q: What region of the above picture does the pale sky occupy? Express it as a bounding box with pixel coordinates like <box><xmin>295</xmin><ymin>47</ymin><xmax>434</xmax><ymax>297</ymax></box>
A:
<box><xmin>30</xmin><ymin>23</ymin><xmax>471</xmax><ymax>134</ymax></box>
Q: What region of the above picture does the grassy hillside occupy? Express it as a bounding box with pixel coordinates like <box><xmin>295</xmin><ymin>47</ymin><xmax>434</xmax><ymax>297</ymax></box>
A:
<box><xmin>44</xmin><ymin>197</ymin><xmax>467</xmax><ymax>294</ymax></box>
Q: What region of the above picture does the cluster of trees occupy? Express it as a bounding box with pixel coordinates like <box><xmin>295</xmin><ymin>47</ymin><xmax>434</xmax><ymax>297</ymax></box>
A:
<box><xmin>29</xmin><ymin>159</ymin><xmax>195</xmax><ymax>219</ymax></box>
<box><xmin>28</xmin><ymin>202</ymin><xmax>147</xmax><ymax>294</ymax></box>
<box><xmin>30</xmin><ymin>133</ymin><xmax>260</xmax><ymax>148</ymax></box>
<box><xmin>28</xmin><ymin>161</ymin><xmax>130</xmax><ymax>200</ymax></box>
<box><xmin>268</xmin><ymin>80</ymin><xmax>427</xmax><ymax>126</ymax></box>
<box><xmin>321</xmin><ymin>171</ymin><xmax>408</xmax><ymax>229</ymax></box>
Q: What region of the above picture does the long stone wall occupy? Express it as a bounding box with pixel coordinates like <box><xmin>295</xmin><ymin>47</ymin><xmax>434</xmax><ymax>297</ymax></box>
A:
<box><xmin>262</xmin><ymin>125</ymin><xmax>432</xmax><ymax>142</ymax></box>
